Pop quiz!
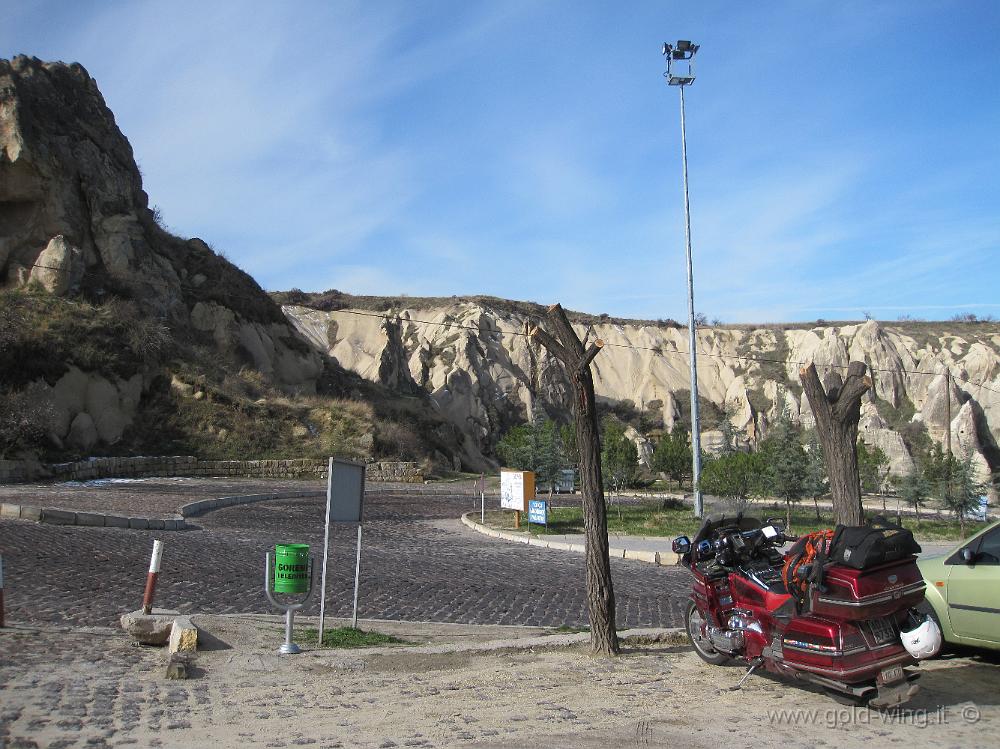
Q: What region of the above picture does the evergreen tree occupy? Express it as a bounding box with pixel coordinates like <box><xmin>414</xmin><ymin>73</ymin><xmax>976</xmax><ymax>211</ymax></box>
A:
<box><xmin>496</xmin><ymin>423</ymin><xmax>535</xmax><ymax>470</ymax></box>
<box><xmin>802</xmin><ymin>429</ymin><xmax>829</xmax><ymax>520</ymax></box>
<box><xmin>717</xmin><ymin>399</ymin><xmax>746</xmax><ymax>456</ymax></box>
<box><xmin>534</xmin><ymin>418</ymin><xmax>564</xmax><ymax>492</ymax></box>
<box><xmin>496</xmin><ymin>417</ymin><xmax>566</xmax><ymax>491</ymax></box>
<box><xmin>945</xmin><ymin>451</ymin><xmax>989</xmax><ymax>538</ymax></box>
<box><xmin>857</xmin><ymin>440</ymin><xmax>890</xmax><ymax>495</ymax></box>
<box><xmin>893</xmin><ymin>470</ymin><xmax>930</xmax><ymax>525</ymax></box>
<box><xmin>759</xmin><ymin>416</ymin><xmax>808</xmax><ymax>531</ymax></box>
<box><xmin>699</xmin><ymin>451</ymin><xmax>767</xmax><ymax>513</ymax></box>
<box><xmin>560</xmin><ymin>423</ymin><xmax>580</xmax><ymax>467</ymax></box>
<box><xmin>652</xmin><ymin>423</ymin><xmax>691</xmax><ymax>489</ymax></box>
<box><xmin>601</xmin><ymin>416</ymin><xmax>639</xmax><ymax>494</ymax></box>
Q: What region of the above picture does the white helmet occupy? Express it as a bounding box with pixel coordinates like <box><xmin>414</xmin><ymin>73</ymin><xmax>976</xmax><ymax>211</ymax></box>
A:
<box><xmin>900</xmin><ymin>615</ymin><xmax>942</xmax><ymax>660</ymax></box>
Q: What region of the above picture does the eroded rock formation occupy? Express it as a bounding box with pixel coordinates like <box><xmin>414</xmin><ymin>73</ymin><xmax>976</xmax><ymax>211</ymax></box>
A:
<box><xmin>0</xmin><ymin>56</ymin><xmax>322</xmax><ymax>399</ymax></box>
<box><xmin>284</xmin><ymin>302</ymin><xmax>1000</xmax><ymax>489</ymax></box>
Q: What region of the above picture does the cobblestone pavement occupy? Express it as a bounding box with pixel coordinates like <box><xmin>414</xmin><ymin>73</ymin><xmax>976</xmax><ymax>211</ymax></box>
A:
<box><xmin>0</xmin><ymin>492</ymin><xmax>690</xmax><ymax>628</ymax></box>
<box><xmin>3</xmin><ymin>618</ymin><xmax>997</xmax><ymax>749</ymax></box>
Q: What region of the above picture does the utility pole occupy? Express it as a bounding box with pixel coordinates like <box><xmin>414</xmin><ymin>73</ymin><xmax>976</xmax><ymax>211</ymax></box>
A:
<box><xmin>663</xmin><ymin>40</ymin><xmax>704</xmax><ymax>518</ymax></box>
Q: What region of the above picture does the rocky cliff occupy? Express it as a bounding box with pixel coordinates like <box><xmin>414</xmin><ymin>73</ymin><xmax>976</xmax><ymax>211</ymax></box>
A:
<box><xmin>0</xmin><ymin>57</ymin><xmax>322</xmax><ymax>393</ymax></box>
<box><xmin>282</xmin><ymin>297</ymin><xmax>1000</xmax><ymax>488</ymax></box>
<box><xmin>0</xmin><ymin>57</ymin><xmax>471</xmax><ymax>468</ymax></box>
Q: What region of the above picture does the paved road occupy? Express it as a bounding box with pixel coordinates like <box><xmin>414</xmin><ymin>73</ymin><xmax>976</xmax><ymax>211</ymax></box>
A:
<box><xmin>0</xmin><ymin>491</ymin><xmax>691</xmax><ymax>628</ymax></box>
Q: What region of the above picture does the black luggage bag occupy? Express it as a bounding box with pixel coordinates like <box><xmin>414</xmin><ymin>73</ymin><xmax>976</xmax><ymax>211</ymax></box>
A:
<box><xmin>828</xmin><ymin>515</ymin><xmax>921</xmax><ymax>570</ymax></box>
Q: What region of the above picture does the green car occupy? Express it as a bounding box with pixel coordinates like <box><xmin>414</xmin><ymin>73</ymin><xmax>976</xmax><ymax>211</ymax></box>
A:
<box><xmin>917</xmin><ymin>520</ymin><xmax>1000</xmax><ymax>651</ymax></box>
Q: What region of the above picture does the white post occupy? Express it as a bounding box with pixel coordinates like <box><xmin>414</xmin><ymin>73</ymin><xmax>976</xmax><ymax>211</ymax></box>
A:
<box><xmin>318</xmin><ymin>457</ymin><xmax>334</xmax><ymax>645</ymax></box>
<box><xmin>351</xmin><ymin>525</ymin><xmax>362</xmax><ymax>629</ymax></box>
<box><xmin>141</xmin><ymin>540</ymin><xmax>163</xmax><ymax>614</ymax></box>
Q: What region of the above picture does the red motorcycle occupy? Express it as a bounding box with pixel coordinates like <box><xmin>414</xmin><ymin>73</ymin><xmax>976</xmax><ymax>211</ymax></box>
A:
<box><xmin>672</xmin><ymin>513</ymin><xmax>939</xmax><ymax>708</ymax></box>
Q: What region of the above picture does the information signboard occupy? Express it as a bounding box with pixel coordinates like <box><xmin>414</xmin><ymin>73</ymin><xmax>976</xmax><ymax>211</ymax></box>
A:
<box><xmin>328</xmin><ymin>459</ymin><xmax>365</xmax><ymax>523</ymax></box>
<box><xmin>500</xmin><ymin>470</ymin><xmax>534</xmax><ymax>511</ymax></box>
<box><xmin>528</xmin><ymin>499</ymin><xmax>547</xmax><ymax>525</ymax></box>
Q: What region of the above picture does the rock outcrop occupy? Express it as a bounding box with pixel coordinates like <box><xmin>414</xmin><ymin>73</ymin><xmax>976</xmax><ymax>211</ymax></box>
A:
<box><xmin>0</xmin><ymin>56</ymin><xmax>322</xmax><ymax>396</ymax></box>
<box><xmin>0</xmin><ymin>57</ymin><xmax>477</xmax><ymax>469</ymax></box>
<box><xmin>283</xmin><ymin>301</ymin><xmax>1000</xmax><ymax>489</ymax></box>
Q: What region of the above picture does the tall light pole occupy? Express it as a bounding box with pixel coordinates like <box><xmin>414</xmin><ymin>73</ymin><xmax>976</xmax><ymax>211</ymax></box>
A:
<box><xmin>663</xmin><ymin>40</ymin><xmax>704</xmax><ymax>518</ymax></box>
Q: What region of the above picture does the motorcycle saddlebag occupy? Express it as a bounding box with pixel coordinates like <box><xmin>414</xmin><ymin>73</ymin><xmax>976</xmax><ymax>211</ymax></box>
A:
<box><xmin>810</xmin><ymin>557</ymin><xmax>925</xmax><ymax>621</ymax></box>
<box><xmin>828</xmin><ymin>516</ymin><xmax>921</xmax><ymax>570</ymax></box>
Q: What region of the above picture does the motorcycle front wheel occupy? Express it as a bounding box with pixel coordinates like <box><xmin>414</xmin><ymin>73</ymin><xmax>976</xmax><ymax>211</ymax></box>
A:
<box><xmin>685</xmin><ymin>600</ymin><xmax>731</xmax><ymax>665</ymax></box>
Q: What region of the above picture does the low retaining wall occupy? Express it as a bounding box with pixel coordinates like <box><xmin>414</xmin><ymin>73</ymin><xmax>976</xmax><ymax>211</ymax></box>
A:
<box><xmin>0</xmin><ymin>490</ymin><xmax>326</xmax><ymax>531</ymax></box>
<box><xmin>0</xmin><ymin>457</ymin><xmax>423</xmax><ymax>484</ymax></box>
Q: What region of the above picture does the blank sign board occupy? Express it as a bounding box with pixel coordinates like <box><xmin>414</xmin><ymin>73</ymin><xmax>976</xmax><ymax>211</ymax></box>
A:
<box><xmin>328</xmin><ymin>459</ymin><xmax>365</xmax><ymax>523</ymax></box>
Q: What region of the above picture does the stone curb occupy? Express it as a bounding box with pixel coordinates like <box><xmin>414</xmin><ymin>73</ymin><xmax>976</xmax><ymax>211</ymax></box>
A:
<box><xmin>0</xmin><ymin>491</ymin><xmax>325</xmax><ymax>532</ymax></box>
<box><xmin>460</xmin><ymin>513</ymin><xmax>682</xmax><ymax>566</ymax></box>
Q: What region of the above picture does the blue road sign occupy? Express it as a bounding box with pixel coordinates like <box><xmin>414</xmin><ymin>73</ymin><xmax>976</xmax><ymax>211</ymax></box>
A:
<box><xmin>528</xmin><ymin>499</ymin><xmax>547</xmax><ymax>525</ymax></box>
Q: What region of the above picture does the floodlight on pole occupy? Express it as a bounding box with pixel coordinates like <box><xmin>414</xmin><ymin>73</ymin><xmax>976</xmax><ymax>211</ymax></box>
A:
<box><xmin>663</xmin><ymin>39</ymin><xmax>704</xmax><ymax>519</ymax></box>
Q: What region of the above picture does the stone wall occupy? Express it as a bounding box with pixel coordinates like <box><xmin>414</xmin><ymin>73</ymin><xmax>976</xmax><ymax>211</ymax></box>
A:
<box><xmin>0</xmin><ymin>456</ymin><xmax>423</xmax><ymax>484</ymax></box>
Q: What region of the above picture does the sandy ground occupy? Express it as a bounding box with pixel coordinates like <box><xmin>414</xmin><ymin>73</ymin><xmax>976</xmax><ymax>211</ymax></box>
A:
<box><xmin>1</xmin><ymin>616</ymin><xmax>997</xmax><ymax>749</ymax></box>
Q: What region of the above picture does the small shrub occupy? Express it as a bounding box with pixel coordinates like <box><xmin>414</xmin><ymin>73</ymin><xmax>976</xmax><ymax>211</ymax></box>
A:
<box><xmin>0</xmin><ymin>386</ymin><xmax>55</xmax><ymax>457</ymax></box>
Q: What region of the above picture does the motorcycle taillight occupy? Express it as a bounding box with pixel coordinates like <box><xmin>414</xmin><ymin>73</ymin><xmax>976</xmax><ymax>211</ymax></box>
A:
<box><xmin>840</xmin><ymin>623</ymin><xmax>867</xmax><ymax>655</ymax></box>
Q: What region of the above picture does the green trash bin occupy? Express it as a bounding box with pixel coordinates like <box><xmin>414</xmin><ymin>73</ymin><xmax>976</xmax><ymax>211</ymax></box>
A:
<box><xmin>273</xmin><ymin>543</ymin><xmax>310</xmax><ymax>594</ymax></box>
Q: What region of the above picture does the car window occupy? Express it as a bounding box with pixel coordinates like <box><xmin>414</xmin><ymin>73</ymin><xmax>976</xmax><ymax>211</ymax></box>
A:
<box><xmin>976</xmin><ymin>527</ymin><xmax>1000</xmax><ymax>565</ymax></box>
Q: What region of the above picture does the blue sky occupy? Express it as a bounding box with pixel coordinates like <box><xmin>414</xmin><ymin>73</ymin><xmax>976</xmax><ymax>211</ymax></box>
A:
<box><xmin>3</xmin><ymin>1</ymin><xmax>999</xmax><ymax>323</ymax></box>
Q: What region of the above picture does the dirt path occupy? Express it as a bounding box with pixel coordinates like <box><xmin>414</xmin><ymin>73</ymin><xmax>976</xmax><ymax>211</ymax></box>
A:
<box><xmin>1</xmin><ymin>616</ymin><xmax>996</xmax><ymax>748</ymax></box>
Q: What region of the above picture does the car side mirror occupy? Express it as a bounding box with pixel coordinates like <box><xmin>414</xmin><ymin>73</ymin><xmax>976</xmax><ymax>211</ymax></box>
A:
<box><xmin>672</xmin><ymin>535</ymin><xmax>691</xmax><ymax>555</ymax></box>
<box><xmin>961</xmin><ymin>548</ymin><xmax>976</xmax><ymax>566</ymax></box>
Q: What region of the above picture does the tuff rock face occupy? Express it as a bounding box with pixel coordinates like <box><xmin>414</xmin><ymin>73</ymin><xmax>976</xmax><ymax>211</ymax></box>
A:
<box><xmin>284</xmin><ymin>302</ymin><xmax>1000</xmax><ymax>490</ymax></box>
<box><xmin>0</xmin><ymin>56</ymin><xmax>322</xmax><ymax>397</ymax></box>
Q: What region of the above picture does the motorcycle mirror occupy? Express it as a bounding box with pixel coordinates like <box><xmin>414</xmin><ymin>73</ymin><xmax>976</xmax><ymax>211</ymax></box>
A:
<box><xmin>961</xmin><ymin>547</ymin><xmax>976</xmax><ymax>566</ymax></box>
<box><xmin>766</xmin><ymin>517</ymin><xmax>785</xmax><ymax>531</ymax></box>
<box><xmin>672</xmin><ymin>535</ymin><xmax>691</xmax><ymax>555</ymax></box>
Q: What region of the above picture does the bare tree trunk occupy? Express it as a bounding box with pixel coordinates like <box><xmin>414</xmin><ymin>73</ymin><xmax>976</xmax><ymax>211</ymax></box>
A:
<box><xmin>799</xmin><ymin>362</ymin><xmax>872</xmax><ymax>527</ymax></box>
<box><xmin>531</xmin><ymin>304</ymin><xmax>619</xmax><ymax>656</ymax></box>
<box><xmin>785</xmin><ymin>499</ymin><xmax>792</xmax><ymax>534</ymax></box>
<box><xmin>812</xmin><ymin>494</ymin><xmax>821</xmax><ymax>521</ymax></box>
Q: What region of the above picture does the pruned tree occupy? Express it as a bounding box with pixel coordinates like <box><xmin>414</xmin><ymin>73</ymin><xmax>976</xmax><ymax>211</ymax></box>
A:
<box><xmin>799</xmin><ymin>362</ymin><xmax>872</xmax><ymax>526</ymax></box>
<box><xmin>530</xmin><ymin>304</ymin><xmax>619</xmax><ymax>656</ymax></box>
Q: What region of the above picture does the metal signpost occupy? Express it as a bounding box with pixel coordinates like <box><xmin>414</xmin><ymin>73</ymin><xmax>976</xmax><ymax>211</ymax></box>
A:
<box><xmin>528</xmin><ymin>499</ymin><xmax>548</xmax><ymax>527</ymax></box>
<box><xmin>318</xmin><ymin>458</ymin><xmax>366</xmax><ymax>644</ymax></box>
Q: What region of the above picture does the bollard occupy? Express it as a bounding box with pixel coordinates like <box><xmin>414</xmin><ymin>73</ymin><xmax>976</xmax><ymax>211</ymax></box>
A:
<box><xmin>0</xmin><ymin>554</ymin><xmax>5</xmax><ymax>628</ymax></box>
<box><xmin>142</xmin><ymin>540</ymin><xmax>163</xmax><ymax>615</ymax></box>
